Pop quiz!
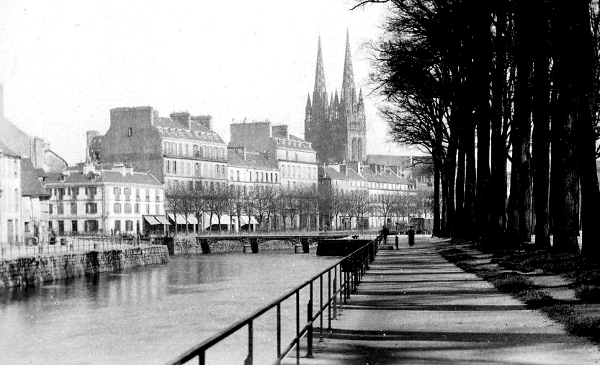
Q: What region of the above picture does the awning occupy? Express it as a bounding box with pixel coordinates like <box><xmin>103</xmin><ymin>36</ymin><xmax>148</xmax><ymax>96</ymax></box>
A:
<box><xmin>185</xmin><ymin>215</ymin><xmax>198</xmax><ymax>224</ymax></box>
<box><xmin>210</xmin><ymin>215</ymin><xmax>231</xmax><ymax>225</ymax></box>
<box><xmin>168</xmin><ymin>213</ymin><xmax>187</xmax><ymax>225</ymax></box>
<box><xmin>155</xmin><ymin>216</ymin><xmax>170</xmax><ymax>225</ymax></box>
<box><xmin>239</xmin><ymin>216</ymin><xmax>259</xmax><ymax>225</ymax></box>
<box><xmin>143</xmin><ymin>215</ymin><xmax>160</xmax><ymax>225</ymax></box>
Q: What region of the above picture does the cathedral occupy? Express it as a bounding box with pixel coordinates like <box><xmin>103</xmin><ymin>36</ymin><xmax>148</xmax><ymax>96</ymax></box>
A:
<box><xmin>304</xmin><ymin>31</ymin><xmax>367</xmax><ymax>164</ymax></box>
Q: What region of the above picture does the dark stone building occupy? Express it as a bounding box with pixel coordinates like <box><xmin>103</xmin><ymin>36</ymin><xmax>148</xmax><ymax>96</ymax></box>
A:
<box><xmin>304</xmin><ymin>31</ymin><xmax>367</xmax><ymax>164</ymax></box>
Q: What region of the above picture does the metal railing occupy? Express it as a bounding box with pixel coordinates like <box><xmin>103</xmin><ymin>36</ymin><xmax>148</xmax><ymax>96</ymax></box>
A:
<box><xmin>0</xmin><ymin>236</ymin><xmax>149</xmax><ymax>261</ymax></box>
<box><xmin>166</xmin><ymin>235</ymin><xmax>381</xmax><ymax>365</ymax></box>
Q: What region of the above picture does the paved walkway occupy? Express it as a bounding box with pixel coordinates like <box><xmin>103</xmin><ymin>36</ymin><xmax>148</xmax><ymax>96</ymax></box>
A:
<box><xmin>288</xmin><ymin>236</ymin><xmax>600</xmax><ymax>365</ymax></box>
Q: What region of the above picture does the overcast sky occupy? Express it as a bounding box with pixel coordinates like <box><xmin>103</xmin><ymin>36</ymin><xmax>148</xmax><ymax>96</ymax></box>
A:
<box><xmin>0</xmin><ymin>0</ymin><xmax>423</xmax><ymax>165</ymax></box>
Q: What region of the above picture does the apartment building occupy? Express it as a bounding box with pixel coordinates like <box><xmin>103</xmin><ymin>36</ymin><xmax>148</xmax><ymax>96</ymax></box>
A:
<box><xmin>89</xmin><ymin>107</ymin><xmax>228</xmax><ymax>191</ymax></box>
<box><xmin>46</xmin><ymin>163</ymin><xmax>164</xmax><ymax>236</ymax></box>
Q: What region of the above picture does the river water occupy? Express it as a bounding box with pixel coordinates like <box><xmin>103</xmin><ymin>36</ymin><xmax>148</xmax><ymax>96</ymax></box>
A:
<box><xmin>0</xmin><ymin>250</ymin><xmax>340</xmax><ymax>365</ymax></box>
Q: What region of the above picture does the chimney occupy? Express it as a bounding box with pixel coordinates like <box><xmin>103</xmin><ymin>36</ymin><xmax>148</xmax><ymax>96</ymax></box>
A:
<box><xmin>272</xmin><ymin>125</ymin><xmax>289</xmax><ymax>139</ymax></box>
<box><xmin>170</xmin><ymin>112</ymin><xmax>191</xmax><ymax>129</ymax></box>
<box><xmin>192</xmin><ymin>115</ymin><xmax>213</xmax><ymax>130</ymax></box>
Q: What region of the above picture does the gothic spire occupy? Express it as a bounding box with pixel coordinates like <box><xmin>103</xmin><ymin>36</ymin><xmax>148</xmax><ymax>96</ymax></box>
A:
<box><xmin>342</xmin><ymin>29</ymin><xmax>356</xmax><ymax>103</ymax></box>
<box><xmin>314</xmin><ymin>35</ymin><xmax>327</xmax><ymax>96</ymax></box>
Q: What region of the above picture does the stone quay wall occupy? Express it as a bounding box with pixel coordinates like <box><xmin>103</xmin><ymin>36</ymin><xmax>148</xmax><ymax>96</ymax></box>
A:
<box><xmin>0</xmin><ymin>246</ymin><xmax>169</xmax><ymax>290</ymax></box>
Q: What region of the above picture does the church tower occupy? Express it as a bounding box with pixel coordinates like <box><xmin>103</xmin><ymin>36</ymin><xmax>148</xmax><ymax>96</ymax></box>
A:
<box><xmin>304</xmin><ymin>30</ymin><xmax>367</xmax><ymax>164</ymax></box>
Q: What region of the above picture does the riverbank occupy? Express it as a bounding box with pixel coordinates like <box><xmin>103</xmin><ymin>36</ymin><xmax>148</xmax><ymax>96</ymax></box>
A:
<box><xmin>0</xmin><ymin>245</ymin><xmax>169</xmax><ymax>289</ymax></box>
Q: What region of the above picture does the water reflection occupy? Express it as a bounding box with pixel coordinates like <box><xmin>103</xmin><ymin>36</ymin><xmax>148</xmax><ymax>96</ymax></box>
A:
<box><xmin>0</xmin><ymin>250</ymin><xmax>337</xmax><ymax>365</ymax></box>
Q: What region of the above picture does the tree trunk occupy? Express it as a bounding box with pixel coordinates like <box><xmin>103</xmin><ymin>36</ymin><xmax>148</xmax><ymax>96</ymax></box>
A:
<box><xmin>572</xmin><ymin>2</ymin><xmax>600</xmax><ymax>257</ymax></box>
<box><xmin>489</xmin><ymin>0</ymin><xmax>508</xmax><ymax>245</ymax></box>
<box><xmin>550</xmin><ymin>2</ymin><xmax>581</xmax><ymax>254</ymax></box>
<box><xmin>532</xmin><ymin>0</ymin><xmax>551</xmax><ymax>250</ymax></box>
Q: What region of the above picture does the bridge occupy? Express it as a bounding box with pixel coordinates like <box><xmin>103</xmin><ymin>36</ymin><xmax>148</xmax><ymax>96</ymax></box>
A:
<box><xmin>160</xmin><ymin>232</ymin><xmax>367</xmax><ymax>254</ymax></box>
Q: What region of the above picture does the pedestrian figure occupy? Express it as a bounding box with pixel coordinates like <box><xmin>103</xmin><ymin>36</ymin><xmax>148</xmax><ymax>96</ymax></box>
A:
<box><xmin>381</xmin><ymin>226</ymin><xmax>390</xmax><ymax>245</ymax></box>
<box><xmin>408</xmin><ymin>226</ymin><xmax>415</xmax><ymax>246</ymax></box>
<box><xmin>395</xmin><ymin>235</ymin><xmax>399</xmax><ymax>250</ymax></box>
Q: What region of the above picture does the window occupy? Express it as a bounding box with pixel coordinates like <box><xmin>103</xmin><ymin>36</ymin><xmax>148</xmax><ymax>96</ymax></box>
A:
<box><xmin>125</xmin><ymin>220</ymin><xmax>133</xmax><ymax>231</ymax></box>
<box><xmin>165</xmin><ymin>160</ymin><xmax>171</xmax><ymax>173</ymax></box>
<box><xmin>114</xmin><ymin>203</ymin><xmax>122</xmax><ymax>213</ymax></box>
<box><xmin>86</xmin><ymin>203</ymin><xmax>97</xmax><ymax>214</ymax></box>
<box><xmin>195</xmin><ymin>163</ymin><xmax>200</xmax><ymax>176</ymax></box>
<box><xmin>114</xmin><ymin>220</ymin><xmax>121</xmax><ymax>232</ymax></box>
<box><xmin>71</xmin><ymin>202</ymin><xmax>77</xmax><ymax>215</ymax></box>
<box><xmin>125</xmin><ymin>203</ymin><xmax>132</xmax><ymax>213</ymax></box>
<box><xmin>85</xmin><ymin>220</ymin><xmax>98</xmax><ymax>232</ymax></box>
<box><xmin>49</xmin><ymin>204</ymin><xmax>53</xmax><ymax>215</ymax></box>
<box><xmin>237</xmin><ymin>170</ymin><xmax>240</xmax><ymax>182</ymax></box>
<box><xmin>146</xmin><ymin>204</ymin><xmax>150</xmax><ymax>214</ymax></box>
<box><xmin>173</xmin><ymin>161</ymin><xmax>177</xmax><ymax>174</ymax></box>
<box><xmin>193</xmin><ymin>145</ymin><xmax>199</xmax><ymax>157</ymax></box>
<box><xmin>114</xmin><ymin>187</ymin><xmax>121</xmax><ymax>196</ymax></box>
<box><xmin>57</xmin><ymin>203</ymin><xmax>64</xmax><ymax>215</ymax></box>
<box><xmin>178</xmin><ymin>143</ymin><xmax>183</xmax><ymax>155</ymax></box>
<box><xmin>86</xmin><ymin>186</ymin><xmax>97</xmax><ymax>197</ymax></box>
<box><xmin>155</xmin><ymin>204</ymin><xmax>160</xmax><ymax>214</ymax></box>
<box><xmin>72</xmin><ymin>220</ymin><xmax>78</xmax><ymax>233</ymax></box>
<box><xmin>124</xmin><ymin>187</ymin><xmax>131</xmax><ymax>196</ymax></box>
<box><xmin>134</xmin><ymin>203</ymin><xmax>140</xmax><ymax>213</ymax></box>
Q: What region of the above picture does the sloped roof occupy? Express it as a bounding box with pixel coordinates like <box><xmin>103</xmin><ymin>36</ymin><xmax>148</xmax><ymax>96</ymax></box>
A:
<box><xmin>360</xmin><ymin>166</ymin><xmax>411</xmax><ymax>185</ymax></box>
<box><xmin>274</xmin><ymin>134</ymin><xmax>316</xmax><ymax>152</ymax></box>
<box><xmin>367</xmin><ymin>154</ymin><xmax>412</xmax><ymax>167</ymax></box>
<box><xmin>0</xmin><ymin>139</ymin><xmax>20</xmax><ymax>158</ymax></box>
<box><xmin>45</xmin><ymin>165</ymin><xmax>162</xmax><ymax>187</ymax></box>
<box><xmin>227</xmin><ymin>149</ymin><xmax>278</xmax><ymax>170</ymax></box>
<box><xmin>155</xmin><ymin>118</ymin><xmax>225</xmax><ymax>143</ymax></box>
<box><xmin>322</xmin><ymin>166</ymin><xmax>365</xmax><ymax>181</ymax></box>
<box><xmin>21</xmin><ymin>158</ymin><xmax>49</xmax><ymax>197</ymax></box>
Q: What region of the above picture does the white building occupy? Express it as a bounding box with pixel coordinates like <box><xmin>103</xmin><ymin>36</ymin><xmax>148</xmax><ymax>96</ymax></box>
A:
<box><xmin>46</xmin><ymin>163</ymin><xmax>164</xmax><ymax>236</ymax></box>
<box><xmin>0</xmin><ymin>141</ymin><xmax>22</xmax><ymax>244</ymax></box>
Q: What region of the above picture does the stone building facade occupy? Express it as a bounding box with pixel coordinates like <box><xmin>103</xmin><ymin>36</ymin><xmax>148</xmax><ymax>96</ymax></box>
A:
<box><xmin>304</xmin><ymin>32</ymin><xmax>367</xmax><ymax>164</ymax></box>
<box><xmin>90</xmin><ymin>106</ymin><xmax>228</xmax><ymax>191</ymax></box>
<box><xmin>230</xmin><ymin>121</ymin><xmax>318</xmax><ymax>190</ymax></box>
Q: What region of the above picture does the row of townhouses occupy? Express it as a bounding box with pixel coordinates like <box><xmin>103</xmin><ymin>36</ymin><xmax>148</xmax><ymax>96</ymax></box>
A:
<box><xmin>0</xmin><ymin>103</ymin><xmax>430</xmax><ymax>243</ymax></box>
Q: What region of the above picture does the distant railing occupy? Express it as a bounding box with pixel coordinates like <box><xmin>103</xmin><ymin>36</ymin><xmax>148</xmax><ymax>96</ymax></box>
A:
<box><xmin>0</xmin><ymin>236</ymin><xmax>148</xmax><ymax>261</ymax></box>
<box><xmin>165</xmin><ymin>235</ymin><xmax>381</xmax><ymax>365</ymax></box>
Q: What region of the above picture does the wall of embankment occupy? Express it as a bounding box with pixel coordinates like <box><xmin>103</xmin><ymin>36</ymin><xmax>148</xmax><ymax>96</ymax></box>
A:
<box><xmin>0</xmin><ymin>246</ymin><xmax>169</xmax><ymax>290</ymax></box>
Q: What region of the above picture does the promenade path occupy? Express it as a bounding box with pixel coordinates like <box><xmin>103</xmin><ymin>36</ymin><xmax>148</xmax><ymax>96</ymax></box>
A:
<box><xmin>288</xmin><ymin>236</ymin><xmax>600</xmax><ymax>365</ymax></box>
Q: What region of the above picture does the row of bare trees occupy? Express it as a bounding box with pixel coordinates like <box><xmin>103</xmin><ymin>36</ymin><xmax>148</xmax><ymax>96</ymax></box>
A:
<box><xmin>361</xmin><ymin>0</ymin><xmax>600</xmax><ymax>256</ymax></box>
<box><xmin>166</xmin><ymin>185</ymin><xmax>434</xmax><ymax>234</ymax></box>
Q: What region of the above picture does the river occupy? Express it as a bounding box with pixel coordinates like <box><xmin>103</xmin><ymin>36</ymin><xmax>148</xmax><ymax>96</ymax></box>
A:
<box><xmin>0</xmin><ymin>250</ymin><xmax>340</xmax><ymax>365</ymax></box>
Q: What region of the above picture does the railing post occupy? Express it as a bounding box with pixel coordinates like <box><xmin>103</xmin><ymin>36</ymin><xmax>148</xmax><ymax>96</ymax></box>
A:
<box><xmin>245</xmin><ymin>321</ymin><xmax>253</xmax><ymax>365</ymax></box>
<box><xmin>328</xmin><ymin>269</ymin><xmax>332</xmax><ymax>328</ymax></box>
<box><xmin>333</xmin><ymin>273</ymin><xmax>337</xmax><ymax>320</ymax></box>
<box><xmin>306</xmin><ymin>298</ymin><xmax>313</xmax><ymax>358</ymax></box>
<box><xmin>319</xmin><ymin>275</ymin><xmax>323</xmax><ymax>342</ymax></box>
<box><xmin>296</xmin><ymin>291</ymin><xmax>300</xmax><ymax>365</ymax></box>
<box><xmin>276</xmin><ymin>303</ymin><xmax>281</xmax><ymax>365</ymax></box>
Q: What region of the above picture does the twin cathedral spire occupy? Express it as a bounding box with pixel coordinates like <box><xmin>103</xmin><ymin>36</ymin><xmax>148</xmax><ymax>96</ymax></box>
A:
<box><xmin>304</xmin><ymin>30</ymin><xmax>367</xmax><ymax>164</ymax></box>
